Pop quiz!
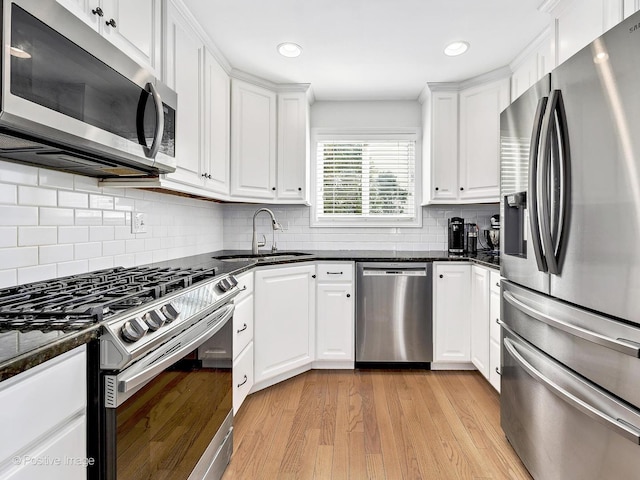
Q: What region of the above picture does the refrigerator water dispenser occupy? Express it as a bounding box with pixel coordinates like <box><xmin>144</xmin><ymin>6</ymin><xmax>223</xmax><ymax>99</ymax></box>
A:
<box><xmin>504</xmin><ymin>192</ymin><xmax>527</xmax><ymax>257</ymax></box>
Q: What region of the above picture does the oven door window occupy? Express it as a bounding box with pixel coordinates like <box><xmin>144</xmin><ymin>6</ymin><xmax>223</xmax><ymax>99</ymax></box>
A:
<box><xmin>115</xmin><ymin>321</ymin><xmax>232</xmax><ymax>479</ymax></box>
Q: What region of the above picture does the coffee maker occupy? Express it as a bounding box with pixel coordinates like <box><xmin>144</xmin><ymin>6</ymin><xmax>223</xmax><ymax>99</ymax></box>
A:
<box><xmin>448</xmin><ymin>217</ymin><xmax>464</xmax><ymax>254</ymax></box>
<box><xmin>485</xmin><ymin>214</ymin><xmax>500</xmax><ymax>254</ymax></box>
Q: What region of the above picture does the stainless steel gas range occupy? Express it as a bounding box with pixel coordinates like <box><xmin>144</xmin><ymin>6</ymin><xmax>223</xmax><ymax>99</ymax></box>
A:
<box><xmin>0</xmin><ymin>264</ymin><xmax>241</xmax><ymax>480</ymax></box>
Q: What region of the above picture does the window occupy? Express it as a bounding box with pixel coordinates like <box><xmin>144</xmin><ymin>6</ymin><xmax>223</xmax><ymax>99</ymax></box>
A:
<box><xmin>312</xmin><ymin>131</ymin><xmax>421</xmax><ymax>226</ymax></box>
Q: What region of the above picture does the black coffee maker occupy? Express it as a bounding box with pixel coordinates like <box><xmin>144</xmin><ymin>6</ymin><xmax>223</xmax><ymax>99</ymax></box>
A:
<box><xmin>448</xmin><ymin>217</ymin><xmax>464</xmax><ymax>254</ymax></box>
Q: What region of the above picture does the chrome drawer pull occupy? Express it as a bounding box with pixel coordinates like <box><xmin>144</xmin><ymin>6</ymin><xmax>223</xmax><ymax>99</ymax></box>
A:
<box><xmin>237</xmin><ymin>375</ymin><xmax>248</xmax><ymax>388</ymax></box>
<box><xmin>327</xmin><ymin>271</ymin><xmax>343</xmax><ymax>275</ymax></box>
<box><xmin>237</xmin><ymin>323</ymin><xmax>248</xmax><ymax>333</ymax></box>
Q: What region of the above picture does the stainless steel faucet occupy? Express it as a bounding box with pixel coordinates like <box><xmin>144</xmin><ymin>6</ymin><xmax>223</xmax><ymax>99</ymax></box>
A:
<box><xmin>252</xmin><ymin>208</ymin><xmax>283</xmax><ymax>254</ymax></box>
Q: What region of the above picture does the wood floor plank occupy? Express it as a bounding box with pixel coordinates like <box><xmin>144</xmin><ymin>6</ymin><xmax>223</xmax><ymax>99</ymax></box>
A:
<box><xmin>223</xmin><ymin>370</ymin><xmax>531</xmax><ymax>480</ymax></box>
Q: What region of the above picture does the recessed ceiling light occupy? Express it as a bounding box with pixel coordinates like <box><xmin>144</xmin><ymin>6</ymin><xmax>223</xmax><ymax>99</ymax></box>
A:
<box><xmin>277</xmin><ymin>42</ymin><xmax>302</xmax><ymax>58</ymax></box>
<box><xmin>444</xmin><ymin>41</ymin><xmax>469</xmax><ymax>57</ymax></box>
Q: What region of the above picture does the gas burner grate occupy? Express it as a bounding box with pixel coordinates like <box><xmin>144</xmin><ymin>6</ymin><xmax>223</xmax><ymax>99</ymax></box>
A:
<box><xmin>0</xmin><ymin>312</ymin><xmax>98</xmax><ymax>333</ymax></box>
<box><xmin>0</xmin><ymin>265</ymin><xmax>219</xmax><ymax>322</ymax></box>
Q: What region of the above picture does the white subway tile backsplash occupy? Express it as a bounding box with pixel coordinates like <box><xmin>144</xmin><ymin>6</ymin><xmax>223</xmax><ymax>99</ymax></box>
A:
<box><xmin>38</xmin><ymin>170</ymin><xmax>74</xmax><ymax>190</ymax></box>
<box><xmin>89</xmin><ymin>194</ymin><xmax>114</xmax><ymax>210</ymax></box>
<box><xmin>104</xmin><ymin>211</ymin><xmax>126</xmax><ymax>226</ymax></box>
<box><xmin>114</xmin><ymin>225</ymin><xmax>133</xmax><ymax>240</ymax></box>
<box><xmin>135</xmin><ymin>251</ymin><xmax>153</xmax><ymax>266</ymax></box>
<box><xmin>18</xmin><ymin>227</ymin><xmax>57</xmax><ymax>246</ymax></box>
<box><xmin>102</xmin><ymin>240</ymin><xmax>125</xmax><ymax>256</ymax></box>
<box><xmin>40</xmin><ymin>207</ymin><xmax>74</xmax><ymax>226</ymax></box>
<box><xmin>18</xmin><ymin>186</ymin><xmax>57</xmax><ymax>206</ymax></box>
<box><xmin>39</xmin><ymin>244</ymin><xmax>74</xmax><ymax>264</ymax></box>
<box><xmin>114</xmin><ymin>197</ymin><xmax>135</xmax><ymax>211</ymax></box>
<box><xmin>75</xmin><ymin>210</ymin><xmax>102</xmax><ymax>226</ymax></box>
<box><xmin>0</xmin><ymin>206</ymin><xmax>38</xmax><ymax>226</ymax></box>
<box><xmin>88</xmin><ymin>256</ymin><xmax>114</xmax><ymax>271</ymax></box>
<box><xmin>75</xmin><ymin>242</ymin><xmax>102</xmax><ymax>260</ymax></box>
<box><xmin>0</xmin><ymin>227</ymin><xmax>17</xmax><ymax>248</ymax></box>
<box><xmin>126</xmin><ymin>239</ymin><xmax>145</xmax><ymax>253</ymax></box>
<box><xmin>0</xmin><ymin>184</ymin><xmax>17</xmax><ymax>204</ymax></box>
<box><xmin>0</xmin><ymin>162</ymin><xmax>38</xmax><ymax>185</ymax></box>
<box><xmin>58</xmin><ymin>191</ymin><xmax>88</xmax><ymax>208</ymax></box>
<box><xmin>17</xmin><ymin>264</ymin><xmax>57</xmax><ymax>284</ymax></box>
<box><xmin>113</xmin><ymin>253</ymin><xmax>135</xmax><ymax>268</ymax></box>
<box><xmin>58</xmin><ymin>226</ymin><xmax>89</xmax><ymax>244</ymax></box>
<box><xmin>73</xmin><ymin>175</ymin><xmax>101</xmax><ymax>193</ymax></box>
<box><xmin>89</xmin><ymin>226</ymin><xmax>114</xmax><ymax>242</ymax></box>
<box><xmin>57</xmin><ymin>260</ymin><xmax>88</xmax><ymax>277</ymax></box>
<box><xmin>0</xmin><ymin>246</ymin><xmax>38</xmax><ymax>269</ymax></box>
<box><xmin>0</xmin><ymin>269</ymin><xmax>17</xmax><ymax>288</ymax></box>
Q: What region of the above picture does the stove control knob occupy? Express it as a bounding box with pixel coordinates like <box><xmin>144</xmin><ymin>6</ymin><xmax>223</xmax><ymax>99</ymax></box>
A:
<box><xmin>160</xmin><ymin>303</ymin><xmax>179</xmax><ymax>323</ymax></box>
<box><xmin>217</xmin><ymin>275</ymin><xmax>238</xmax><ymax>292</ymax></box>
<box><xmin>121</xmin><ymin>317</ymin><xmax>149</xmax><ymax>343</ymax></box>
<box><xmin>143</xmin><ymin>310</ymin><xmax>166</xmax><ymax>331</ymax></box>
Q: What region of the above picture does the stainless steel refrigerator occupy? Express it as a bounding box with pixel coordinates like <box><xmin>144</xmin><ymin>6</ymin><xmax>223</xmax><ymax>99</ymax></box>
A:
<box><xmin>500</xmin><ymin>11</ymin><xmax>640</xmax><ymax>480</ymax></box>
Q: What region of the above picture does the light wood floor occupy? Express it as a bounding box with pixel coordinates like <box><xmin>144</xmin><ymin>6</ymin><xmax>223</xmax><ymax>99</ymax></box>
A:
<box><xmin>222</xmin><ymin>369</ymin><xmax>532</xmax><ymax>480</ymax></box>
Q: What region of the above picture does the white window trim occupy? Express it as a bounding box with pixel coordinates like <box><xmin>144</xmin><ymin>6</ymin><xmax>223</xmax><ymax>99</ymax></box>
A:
<box><xmin>310</xmin><ymin>128</ymin><xmax>422</xmax><ymax>228</ymax></box>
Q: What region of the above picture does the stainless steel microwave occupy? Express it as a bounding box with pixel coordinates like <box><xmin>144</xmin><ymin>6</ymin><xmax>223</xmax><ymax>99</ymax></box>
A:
<box><xmin>0</xmin><ymin>0</ymin><xmax>177</xmax><ymax>177</ymax></box>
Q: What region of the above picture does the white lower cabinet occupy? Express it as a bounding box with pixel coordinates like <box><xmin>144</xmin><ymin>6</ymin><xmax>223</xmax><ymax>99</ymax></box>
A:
<box><xmin>489</xmin><ymin>271</ymin><xmax>502</xmax><ymax>392</ymax></box>
<box><xmin>0</xmin><ymin>346</ymin><xmax>87</xmax><ymax>480</ymax></box>
<box><xmin>232</xmin><ymin>271</ymin><xmax>254</xmax><ymax>413</ymax></box>
<box><xmin>470</xmin><ymin>265</ymin><xmax>490</xmax><ymax>377</ymax></box>
<box><xmin>253</xmin><ymin>264</ymin><xmax>316</xmax><ymax>390</ymax></box>
<box><xmin>432</xmin><ymin>263</ymin><xmax>472</xmax><ymax>367</ymax></box>
<box><xmin>314</xmin><ymin>263</ymin><xmax>355</xmax><ymax>368</ymax></box>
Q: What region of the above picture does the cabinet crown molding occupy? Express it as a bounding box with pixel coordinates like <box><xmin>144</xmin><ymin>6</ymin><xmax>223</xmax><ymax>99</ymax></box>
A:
<box><xmin>509</xmin><ymin>26</ymin><xmax>552</xmax><ymax>71</ymax></box>
<box><xmin>420</xmin><ymin>65</ymin><xmax>511</xmax><ymax>102</ymax></box>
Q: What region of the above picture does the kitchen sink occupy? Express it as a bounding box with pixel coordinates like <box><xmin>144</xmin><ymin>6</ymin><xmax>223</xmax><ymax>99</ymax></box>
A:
<box><xmin>214</xmin><ymin>252</ymin><xmax>314</xmax><ymax>263</ymax></box>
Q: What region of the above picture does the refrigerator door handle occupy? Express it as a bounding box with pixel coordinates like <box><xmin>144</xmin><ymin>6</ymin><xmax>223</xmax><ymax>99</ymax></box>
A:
<box><xmin>503</xmin><ymin>290</ymin><xmax>640</xmax><ymax>357</ymax></box>
<box><xmin>528</xmin><ymin>96</ymin><xmax>549</xmax><ymax>273</ymax></box>
<box><xmin>504</xmin><ymin>336</ymin><xmax>640</xmax><ymax>445</ymax></box>
<box><xmin>552</xmin><ymin>90</ymin><xmax>571</xmax><ymax>271</ymax></box>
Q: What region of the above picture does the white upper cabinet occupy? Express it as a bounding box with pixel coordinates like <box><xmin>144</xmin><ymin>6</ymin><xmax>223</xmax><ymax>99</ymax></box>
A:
<box><xmin>624</xmin><ymin>0</ymin><xmax>640</xmax><ymax>17</ymax></box>
<box><xmin>231</xmin><ymin>80</ymin><xmax>278</xmax><ymax>200</ymax></box>
<box><xmin>163</xmin><ymin>1</ymin><xmax>203</xmax><ymax>187</ymax></box>
<box><xmin>56</xmin><ymin>0</ymin><xmax>161</xmax><ymax>73</ymax></box>
<box><xmin>510</xmin><ymin>31</ymin><xmax>553</xmax><ymax>102</ymax></box>
<box><xmin>277</xmin><ymin>92</ymin><xmax>309</xmax><ymax>202</ymax></box>
<box><xmin>203</xmin><ymin>50</ymin><xmax>231</xmax><ymax>196</ymax></box>
<box><xmin>423</xmin><ymin>88</ymin><xmax>459</xmax><ymax>203</ymax></box>
<box><xmin>458</xmin><ymin>76</ymin><xmax>510</xmax><ymax>202</ymax></box>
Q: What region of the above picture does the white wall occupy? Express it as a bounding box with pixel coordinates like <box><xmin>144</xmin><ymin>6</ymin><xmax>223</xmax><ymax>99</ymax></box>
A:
<box><xmin>0</xmin><ymin>160</ymin><xmax>224</xmax><ymax>288</ymax></box>
<box><xmin>223</xmin><ymin>203</ymin><xmax>498</xmax><ymax>252</ymax></box>
<box><xmin>311</xmin><ymin>100</ymin><xmax>422</xmax><ymax>129</ymax></box>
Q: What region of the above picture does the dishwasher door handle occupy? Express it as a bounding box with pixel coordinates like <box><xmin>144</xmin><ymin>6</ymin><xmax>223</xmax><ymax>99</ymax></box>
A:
<box><xmin>362</xmin><ymin>269</ymin><xmax>427</xmax><ymax>276</ymax></box>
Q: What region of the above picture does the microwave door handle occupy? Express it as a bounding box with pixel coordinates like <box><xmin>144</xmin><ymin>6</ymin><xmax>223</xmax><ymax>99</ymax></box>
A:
<box><xmin>528</xmin><ymin>96</ymin><xmax>549</xmax><ymax>272</ymax></box>
<box><xmin>144</xmin><ymin>82</ymin><xmax>164</xmax><ymax>159</ymax></box>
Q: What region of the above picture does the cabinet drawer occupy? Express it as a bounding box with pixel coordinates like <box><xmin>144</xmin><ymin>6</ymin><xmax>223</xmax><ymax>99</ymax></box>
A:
<box><xmin>317</xmin><ymin>263</ymin><xmax>353</xmax><ymax>281</ymax></box>
<box><xmin>235</xmin><ymin>271</ymin><xmax>254</xmax><ymax>301</ymax></box>
<box><xmin>490</xmin><ymin>288</ymin><xmax>501</xmax><ymax>342</ymax></box>
<box><xmin>489</xmin><ymin>337</ymin><xmax>501</xmax><ymax>393</ymax></box>
<box><xmin>233</xmin><ymin>342</ymin><xmax>254</xmax><ymax>414</ymax></box>
<box><xmin>0</xmin><ymin>346</ymin><xmax>86</xmax><ymax>462</ymax></box>
<box><xmin>233</xmin><ymin>292</ymin><xmax>254</xmax><ymax>358</ymax></box>
<box><xmin>490</xmin><ymin>270</ymin><xmax>501</xmax><ymax>293</ymax></box>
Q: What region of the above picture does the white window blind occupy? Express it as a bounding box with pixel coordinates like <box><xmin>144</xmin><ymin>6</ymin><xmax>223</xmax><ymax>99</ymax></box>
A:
<box><xmin>315</xmin><ymin>138</ymin><xmax>417</xmax><ymax>224</ymax></box>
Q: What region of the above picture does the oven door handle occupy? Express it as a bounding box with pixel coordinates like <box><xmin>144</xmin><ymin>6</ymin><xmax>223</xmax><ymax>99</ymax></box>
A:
<box><xmin>116</xmin><ymin>303</ymin><xmax>234</xmax><ymax>398</ymax></box>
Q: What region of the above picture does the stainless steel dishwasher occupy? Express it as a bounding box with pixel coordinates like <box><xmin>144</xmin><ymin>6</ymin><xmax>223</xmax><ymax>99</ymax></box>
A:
<box><xmin>356</xmin><ymin>262</ymin><xmax>433</xmax><ymax>366</ymax></box>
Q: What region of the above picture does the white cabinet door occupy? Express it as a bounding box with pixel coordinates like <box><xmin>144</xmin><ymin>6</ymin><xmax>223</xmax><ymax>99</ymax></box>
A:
<box><xmin>56</xmin><ymin>0</ymin><xmax>101</xmax><ymax>30</ymax></box>
<box><xmin>458</xmin><ymin>78</ymin><xmax>510</xmax><ymax>202</ymax></box>
<box><xmin>203</xmin><ymin>50</ymin><xmax>230</xmax><ymax>195</ymax></box>
<box><xmin>489</xmin><ymin>338</ymin><xmax>501</xmax><ymax>393</ymax></box>
<box><xmin>427</xmin><ymin>90</ymin><xmax>459</xmax><ymax>203</ymax></box>
<box><xmin>163</xmin><ymin>2</ymin><xmax>204</xmax><ymax>187</ymax></box>
<box><xmin>470</xmin><ymin>265</ymin><xmax>490</xmax><ymax>378</ymax></box>
<box><xmin>277</xmin><ymin>92</ymin><xmax>308</xmax><ymax>201</ymax></box>
<box><xmin>556</xmin><ymin>0</ymin><xmax>613</xmax><ymax>65</ymax></box>
<box><xmin>101</xmin><ymin>0</ymin><xmax>160</xmax><ymax>72</ymax></box>
<box><xmin>625</xmin><ymin>0</ymin><xmax>640</xmax><ymax>18</ymax></box>
<box><xmin>231</xmin><ymin>80</ymin><xmax>277</xmax><ymax>200</ymax></box>
<box><xmin>233</xmin><ymin>342</ymin><xmax>254</xmax><ymax>414</ymax></box>
<box><xmin>433</xmin><ymin>263</ymin><xmax>471</xmax><ymax>364</ymax></box>
<box><xmin>254</xmin><ymin>265</ymin><xmax>315</xmax><ymax>385</ymax></box>
<box><xmin>316</xmin><ymin>282</ymin><xmax>354</xmax><ymax>364</ymax></box>
<box><xmin>489</xmin><ymin>270</ymin><xmax>501</xmax><ymax>392</ymax></box>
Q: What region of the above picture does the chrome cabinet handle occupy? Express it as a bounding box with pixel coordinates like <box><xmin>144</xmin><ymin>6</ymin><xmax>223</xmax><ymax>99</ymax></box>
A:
<box><xmin>495</xmin><ymin>367</ymin><xmax>501</xmax><ymax>376</ymax></box>
<box><xmin>237</xmin><ymin>323</ymin><xmax>247</xmax><ymax>333</ymax></box>
<box><xmin>237</xmin><ymin>375</ymin><xmax>248</xmax><ymax>388</ymax></box>
<box><xmin>105</xmin><ymin>18</ymin><xmax>117</xmax><ymax>28</ymax></box>
<box><xmin>504</xmin><ymin>290</ymin><xmax>640</xmax><ymax>357</ymax></box>
<box><xmin>504</xmin><ymin>337</ymin><xmax>640</xmax><ymax>444</ymax></box>
<box><xmin>327</xmin><ymin>271</ymin><xmax>343</xmax><ymax>275</ymax></box>
<box><xmin>91</xmin><ymin>6</ymin><xmax>104</xmax><ymax>16</ymax></box>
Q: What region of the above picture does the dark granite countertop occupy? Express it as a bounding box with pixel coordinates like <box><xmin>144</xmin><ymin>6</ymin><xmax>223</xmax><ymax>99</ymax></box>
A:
<box><xmin>0</xmin><ymin>249</ymin><xmax>498</xmax><ymax>380</ymax></box>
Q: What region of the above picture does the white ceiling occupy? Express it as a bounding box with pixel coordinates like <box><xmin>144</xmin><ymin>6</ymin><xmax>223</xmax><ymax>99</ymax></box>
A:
<box><xmin>183</xmin><ymin>0</ymin><xmax>551</xmax><ymax>101</ymax></box>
